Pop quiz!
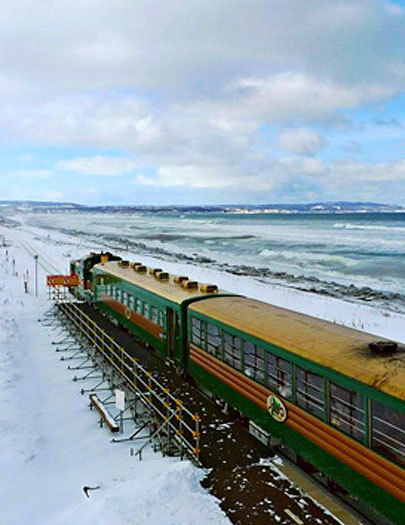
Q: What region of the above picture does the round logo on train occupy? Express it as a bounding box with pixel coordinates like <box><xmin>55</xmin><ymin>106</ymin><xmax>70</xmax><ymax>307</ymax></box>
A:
<box><xmin>267</xmin><ymin>394</ymin><xmax>287</xmax><ymax>423</ymax></box>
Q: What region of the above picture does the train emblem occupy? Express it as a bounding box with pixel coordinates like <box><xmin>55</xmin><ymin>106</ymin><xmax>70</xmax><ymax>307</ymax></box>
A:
<box><xmin>267</xmin><ymin>394</ymin><xmax>287</xmax><ymax>423</ymax></box>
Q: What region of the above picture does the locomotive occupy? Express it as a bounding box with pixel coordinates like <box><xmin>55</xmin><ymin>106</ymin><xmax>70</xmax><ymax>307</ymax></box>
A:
<box><xmin>70</xmin><ymin>251</ymin><xmax>405</xmax><ymax>524</ymax></box>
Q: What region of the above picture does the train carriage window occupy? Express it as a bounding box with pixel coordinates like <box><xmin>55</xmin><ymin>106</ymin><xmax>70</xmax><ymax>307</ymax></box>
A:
<box><xmin>151</xmin><ymin>306</ymin><xmax>158</xmax><ymax>324</ymax></box>
<box><xmin>224</xmin><ymin>333</ymin><xmax>242</xmax><ymax>370</ymax></box>
<box><xmin>106</xmin><ymin>284</ymin><xmax>112</xmax><ymax>295</ymax></box>
<box><xmin>135</xmin><ymin>298</ymin><xmax>142</xmax><ymax>314</ymax></box>
<box><xmin>122</xmin><ymin>291</ymin><xmax>128</xmax><ymax>305</ymax></box>
<box><xmin>244</xmin><ymin>342</ymin><xmax>265</xmax><ymax>383</ymax></box>
<box><xmin>329</xmin><ymin>383</ymin><xmax>365</xmax><ymax>441</ymax></box>
<box><xmin>371</xmin><ymin>401</ymin><xmax>405</xmax><ymax>467</ymax></box>
<box><xmin>143</xmin><ymin>303</ymin><xmax>150</xmax><ymax>319</ymax></box>
<box><xmin>206</xmin><ymin>323</ymin><xmax>222</xmax><ymax>358</ymax></box>
<box><xmin>191</xmin><ymin>317</ymin><xmax>205</xmax><ymax>348</ymax></box>
<box><xmin>128</xmin><ymin>295</ymin><xmax>135</xmax><ymax>310</ymax></box>
<box><xmin>296</xmin><ymin>367</ymin><xmax>324</xmax><ymax>418</ymax></box>
<box><xmin>267</xmin><ymin>354</ymin><xmax>292</xmax><ymax>399</ymax></box>
<box><xmin>116</xmin><ymin>289</ymin><xmax>122</xmax><ymax>302</ymax></box>
<box><xmin>158</xmin><ymin>310</ymin><xmax>166</xmax><ymax>328</ymax></box>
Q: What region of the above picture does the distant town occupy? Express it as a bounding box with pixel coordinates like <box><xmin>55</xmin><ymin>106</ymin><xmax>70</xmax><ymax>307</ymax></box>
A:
<box><xmin>0</xmin><ymin>200</ymin><xmax>404</xmax><ymax>215</ymax></box>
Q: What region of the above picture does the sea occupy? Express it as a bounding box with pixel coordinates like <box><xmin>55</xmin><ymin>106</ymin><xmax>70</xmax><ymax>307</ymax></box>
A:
<box><xmin>21</xmin><ymin>210</ymin><xmax>405</xmax><ymax>314</ymax></box>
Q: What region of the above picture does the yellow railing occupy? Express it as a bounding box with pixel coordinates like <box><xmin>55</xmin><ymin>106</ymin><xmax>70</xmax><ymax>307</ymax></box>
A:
<box><xmin>57</xmin><ymin>300</ymin><xmax>201</xmax><ymax>462</ymax></box>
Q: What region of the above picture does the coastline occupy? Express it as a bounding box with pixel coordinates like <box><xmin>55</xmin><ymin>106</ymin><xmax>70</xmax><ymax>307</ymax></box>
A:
<box><xmin>13</xmin><ymin>210</ymin><xmax>405</xmax><ymax>316</ymax></box>
<box><xmin>3</xmin><ymin>221</ymin><xmax>405</xmax><ymax>344</ymax></box>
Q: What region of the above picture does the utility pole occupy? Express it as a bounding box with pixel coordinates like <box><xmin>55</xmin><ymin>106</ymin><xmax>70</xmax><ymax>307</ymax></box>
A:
<box><xmin>34</xmin><ymin>255</ymin><xmax>38</xmax><ymax>297</ymax></box>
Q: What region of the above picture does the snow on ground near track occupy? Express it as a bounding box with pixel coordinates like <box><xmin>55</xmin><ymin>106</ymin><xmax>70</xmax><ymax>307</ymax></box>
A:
<box><xmin>0</xmin><ymin>225</ymin><xmax>230</xmax><ymax>525</ymax></box>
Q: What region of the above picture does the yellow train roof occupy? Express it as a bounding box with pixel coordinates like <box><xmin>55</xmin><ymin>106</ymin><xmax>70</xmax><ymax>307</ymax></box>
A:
<box><xmin>93</xmin><ymin>260</ymin><xmax>226</xmax><ymax>305</ymax></box>
<box><xmin>190</xmin><ymin>297</ymin><xmax>405</xmax><ymax>401</ymax></box>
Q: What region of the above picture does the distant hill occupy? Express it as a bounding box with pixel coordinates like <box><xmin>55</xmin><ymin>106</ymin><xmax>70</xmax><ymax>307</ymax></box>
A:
<box><xmin>0</xmin><ymin>200</ymin><xmax>82</xmax><ymax>209</ymax></box>
<box><xmin>224</xmin><ymin>201</ymin><xmax>405</xmax><ymax>214</ymax></box>
<box><xmin>0</xmin><ymin>200</ymin><xmax>404</xmax><ymax>214</ymax></box>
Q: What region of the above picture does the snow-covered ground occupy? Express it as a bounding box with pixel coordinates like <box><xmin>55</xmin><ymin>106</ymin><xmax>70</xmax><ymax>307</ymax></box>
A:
<box><xmin>0</xmin><ymin>224</ymin><xmax>230</xmax><ymax>525</ymax></box>
<box><xmin>0</xmin><ymin>219</ymin><xmax>404</xmax><ymax>525</ymax></box>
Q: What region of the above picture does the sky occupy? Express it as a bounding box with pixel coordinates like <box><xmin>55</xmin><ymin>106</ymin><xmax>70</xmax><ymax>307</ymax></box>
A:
<box><xmin>1</xmin><ymin>0</ymin><xmax>405</xmax><ymax>206</ymax></box>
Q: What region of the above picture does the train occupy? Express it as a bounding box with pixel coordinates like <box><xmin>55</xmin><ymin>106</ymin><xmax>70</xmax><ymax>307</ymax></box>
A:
<box><xmin>70</xmin><ymin>251</ymin><xmax>405</xmax><ymax>524</ymax></box>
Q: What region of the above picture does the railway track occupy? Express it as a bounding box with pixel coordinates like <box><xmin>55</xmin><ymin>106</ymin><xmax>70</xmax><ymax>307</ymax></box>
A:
<box><xmin>19</xmin><ymin>240</ymin><xmax>63</xmax><ymax>275</ymax></box>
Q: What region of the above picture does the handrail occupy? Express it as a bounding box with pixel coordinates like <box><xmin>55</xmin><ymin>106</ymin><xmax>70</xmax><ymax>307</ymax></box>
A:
<box><xmin>55</xmin><ymin>298</ymin><xmax>201</xmax><ymax>461</ymax></box>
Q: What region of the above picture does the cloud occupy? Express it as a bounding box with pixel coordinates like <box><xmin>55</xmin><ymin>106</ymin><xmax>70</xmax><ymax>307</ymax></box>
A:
<box><xmin>58</xmin><ymin>155</ymin><xmax>138</xmax><ymax>176</ymax></box>
<box><xmin>1</xmin><ymin>2</ymin><xmax>404</xmax><ymax>181</ymax></box>
<box><xmin>372</xmin><ymin>117</ymin><xmax>402</xmax><ymax>128</ymax></box>
<box><xmin>277</xmin><ymin>128</ymin><xmax>325</xmax><ymax>156</ymax></box>
<box><xmin>222</xmin><ymin>73</ymin><xmax>397</xmax><ymax>121</ymax></box>
<box><xmin>16</xmin><ymin>169</ymin><xmax>53</xmax><ymax>178</ymax></box>
<box><xmin>1</xmin><ymin>1</ymin><xmax>404</xmax><ymax>98</ymax></box>
<box><xmin>133</xmin><ymin>156</ymin><xmax>405</xmax><ymax>195</ymax></box>
<box><xmin>343</xmin><ymin>141</ymin><xmax>363</xmax><ymax>154</ymax></box>
<box><xmin>135</xmin><ymin>165</ymin><xmax>278</xmax><ymax>191</ymax></box>
<box><xmin>1</xmin><ymin>1</ymin><xmax>405</xmax><ymax>205</ymax></box>
<box><xmin>326</xmin><ymin>158</ymin><xmax>405</xmax><ymax>183</ymax></box>
<box><xmin>134</xmin><ymin>157</ymin><xmax>328</xmax><ymax>191</ymax></box>
<box><xmin>275</xmin><ymin>157</ymin><xmax>325</xmax><ymax>177</ymax></box>
<box><xmin>43</xmin><ymin>191</ymin><xmax>64</xmax><ymax>201</ymax></box>
<box><xmin>5</xmin><ymin>71</ymin><xmax>396</xmax><ymax>170</ymax></box>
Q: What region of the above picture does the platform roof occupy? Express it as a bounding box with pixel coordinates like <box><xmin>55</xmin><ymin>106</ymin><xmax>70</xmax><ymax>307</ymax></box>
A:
<box><xmin>93</xmin><ymin>260</ymin><xmax>227</xmax><ymax>305</ymax></box>
<box><xmin>190</xmin><ymin>297</ymin><xmax>405</xmax><ymax>401</ymax></box>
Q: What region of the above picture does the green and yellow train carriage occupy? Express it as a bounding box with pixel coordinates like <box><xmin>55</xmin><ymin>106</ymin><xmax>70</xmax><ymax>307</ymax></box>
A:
<box><xmin>187</xmin><ymin>297</ymin><xmax>405</xmax><ymax>524</ymax></box>
<box><xmin>90</xmin><ymin>259</ymin><xmax>233</xmax><ymax>365</ymax></box>
<box><xmin>70</xmin><ymin>251</ymin><xmax>404</xmax><ymax>523</ymax></box>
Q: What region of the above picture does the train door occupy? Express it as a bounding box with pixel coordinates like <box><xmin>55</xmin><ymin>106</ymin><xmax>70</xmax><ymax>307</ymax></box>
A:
<box><xmin>166</xmin><ymin>307</ymin><xmax>176</xmax><ymax>361</ymax></box>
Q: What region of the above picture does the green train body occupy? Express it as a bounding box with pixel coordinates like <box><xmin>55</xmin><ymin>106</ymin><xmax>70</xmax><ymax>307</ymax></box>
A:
<box><xmin>70</xmin><ymin>251</ymin><xmax>121</xmax><ymax>301</ymax></box>
<box><xmin>72</xmin><ymin>253</ymin><xmax>405</xmax><ymax>524</ymax></box>
<box><xmin>187</xmin><ymin>304</ymin><xmax>405</xmax><ymax>524</ymax></box>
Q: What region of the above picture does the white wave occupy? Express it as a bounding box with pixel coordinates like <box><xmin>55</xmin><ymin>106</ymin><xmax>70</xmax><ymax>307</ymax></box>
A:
<box><xmin>258</xmin><ymin>248</ymin><xmax>357</xmax><ymax>267</ymax></box>
<box><xmin>259</xmin><ymin>249</ymin><xmax>273</xmax><ymax>257</ymax></box>
<box><xmin>333</xmin><ymin>222</ymin><xmax>405</xmax><ymax>232</ymax></box>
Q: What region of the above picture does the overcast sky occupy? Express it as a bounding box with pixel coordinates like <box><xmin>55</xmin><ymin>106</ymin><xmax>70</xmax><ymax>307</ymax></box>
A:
<box><xmin>1</xmin><ymin>0</ymin><xmax>405</xmax><ymax>205</ymax></box>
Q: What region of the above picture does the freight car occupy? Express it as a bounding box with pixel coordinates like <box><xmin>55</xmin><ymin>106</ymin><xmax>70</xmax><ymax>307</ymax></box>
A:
<box><xmin>72</xmin><ymin>252</ymin><xmax>405</xmax><ymax>524</ymax></box>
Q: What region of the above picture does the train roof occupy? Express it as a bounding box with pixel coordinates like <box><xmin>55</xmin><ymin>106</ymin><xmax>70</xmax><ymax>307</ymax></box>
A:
<box><xmin>189</xmin><ymin>297</ymin><xmax>405</xmax><ymax>401</ymax></box>
<box><xmin>93</xmin><ymin>260</ymin><xmax>229</xmax><ymax>305</ymax></box>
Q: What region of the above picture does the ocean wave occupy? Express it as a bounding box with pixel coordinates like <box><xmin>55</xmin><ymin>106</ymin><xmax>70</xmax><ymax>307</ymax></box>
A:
<box><xmin>203</xmin><ymin>235</ymin><xmax>255</xmax><ymax>242</ymax></box>
<box><xmin>24</xmin><ymin>211</ymin><xmax>405</xmax><ymax>314</ymax></box>
<box><xmin>333</xmin><ymin>222</ymin><xmax>405</xmax><ymax>232</ymax></box>
<box><xmin>141</xmin><ymin>233</ymin><xmax>186</xmax><ymax>242</ymax></box>
<box><xmin>258</xmin><ymin>248</ymin><xmax>357</xmax><ymax>267</ymax></box>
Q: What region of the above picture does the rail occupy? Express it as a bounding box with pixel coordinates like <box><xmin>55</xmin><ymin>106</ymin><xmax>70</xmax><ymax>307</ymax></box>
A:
<box><xmin>55</xmin><ymin>298</ymin><xmax>201</xmax><ymax>463</ymax></box>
